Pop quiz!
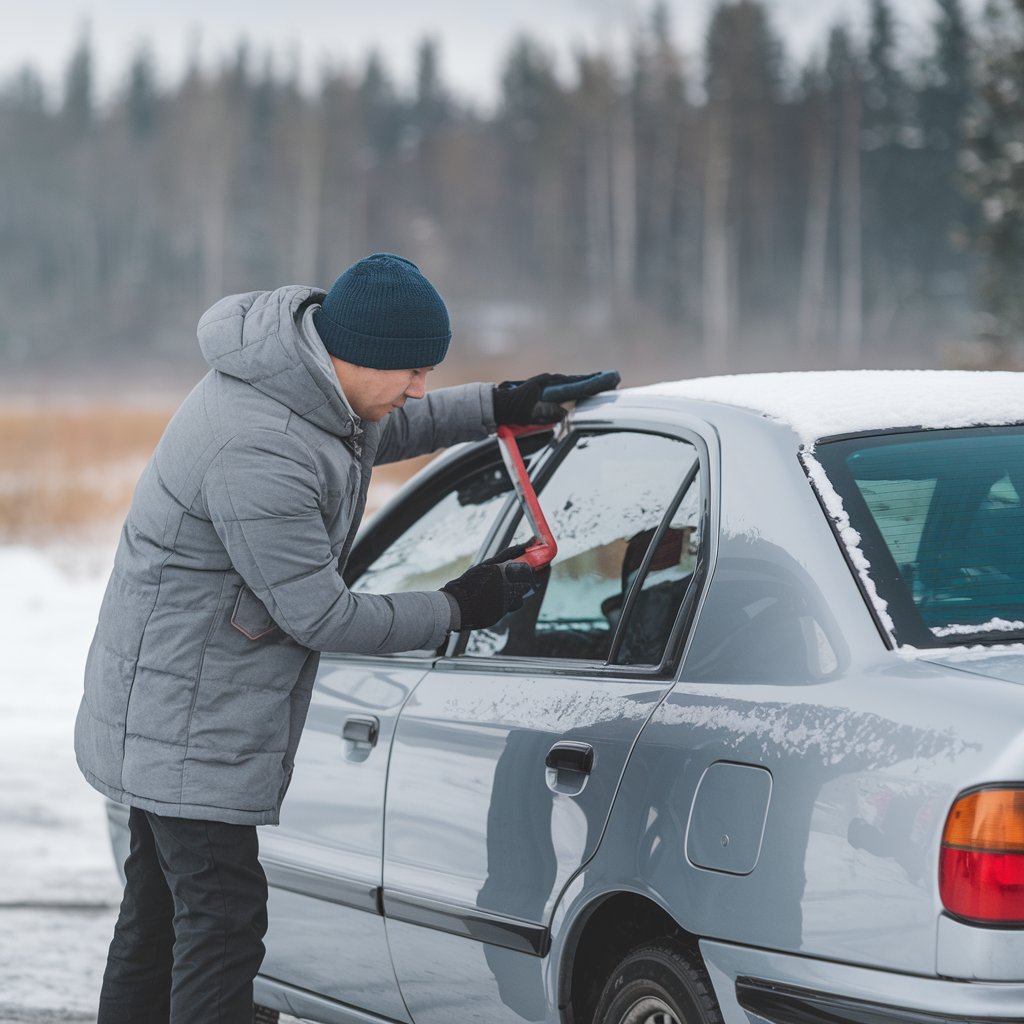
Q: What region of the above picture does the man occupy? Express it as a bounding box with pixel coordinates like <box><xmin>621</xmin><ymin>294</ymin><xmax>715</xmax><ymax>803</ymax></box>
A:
<box><xmin>75</xmin><ymin>253</ymin><xmax>590</xmax><ymax>1023</ymax></box>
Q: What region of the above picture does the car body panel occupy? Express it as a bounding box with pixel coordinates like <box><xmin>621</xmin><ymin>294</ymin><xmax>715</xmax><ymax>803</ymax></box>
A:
<box><xmin>253</xmin><ymin>974</ymin><xmax>399</xmax><ymax>1024</ymax></box>
<box><xmin>383</xmin><ymin>920</ymin><xmax>555</xmax><ymax>1024</ymax></box>
<box><xmin>701</xmin><ymin>939</ymin><xmax>1024</xmax><ymax>1024</ymax></box>
<box><xmin>258</xmin><ymin>656</ymin><xmax>429</xmax><ymax>1021</ymax></box>
<box><xmin>937</xmin><ymin>914</ymin><xmax>1024</xmax><ymax>981</ymax></box>
<box><xmin>560</xmin><ymin>396</ymin><xmax>1024</xmax><ymax>979</ymax></box>
<box><xmin>923</xmin><ymin>650</ymin><xmax>1024</xmax><ymax>685</ymax></box>
<box><xmin>585</xmin><ymin>662</ymin><xmax>1024</xmax><ymax>973</ymax></box>
<box><xmin>382</xmin><ymin>666</ymin><xmax>669</xmax><ymax>1023</ymax></box>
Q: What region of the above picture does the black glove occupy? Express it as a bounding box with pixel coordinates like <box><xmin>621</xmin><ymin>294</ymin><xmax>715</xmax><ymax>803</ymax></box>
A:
<box><xmin>492</xmin><ymin>373</ymin><xmax>586</xmax><ymax>426</ymax></box>
<box><xmin>442</xmin><ymin>559</ymin><xmax>537</xmax><ymax>631</ymax></box>
<box><xmin>493</xmin><ymin>371</ymin><xmax>620</xmax><ymax>426</ymax></box>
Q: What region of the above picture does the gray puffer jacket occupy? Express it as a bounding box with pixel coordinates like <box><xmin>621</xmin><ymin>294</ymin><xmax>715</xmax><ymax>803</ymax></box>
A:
<box><xmin>75</xmin><ymin>285</ymin><xmax>494</xmax><ymax>825</ymax></box>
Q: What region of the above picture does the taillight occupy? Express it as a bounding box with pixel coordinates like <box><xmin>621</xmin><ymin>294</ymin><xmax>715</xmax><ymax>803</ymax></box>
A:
<box><xmin>940</xmin><ymin>786</ymin><xmax>1024</xmax><ymax>925</ymax></box>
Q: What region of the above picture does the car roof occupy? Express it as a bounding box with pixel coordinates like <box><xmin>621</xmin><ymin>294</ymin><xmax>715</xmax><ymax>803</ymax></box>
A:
<box><xmin>621</xmin><ymin>369</ymin><xmax>1024</xmax><ymax>446</ymax></box>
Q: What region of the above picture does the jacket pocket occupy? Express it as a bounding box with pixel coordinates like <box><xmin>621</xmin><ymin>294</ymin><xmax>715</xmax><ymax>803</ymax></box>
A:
<box><xmin>230</xmin><ymin>585</ymin><xmax>279</xmax><ymax>640</ymax></box>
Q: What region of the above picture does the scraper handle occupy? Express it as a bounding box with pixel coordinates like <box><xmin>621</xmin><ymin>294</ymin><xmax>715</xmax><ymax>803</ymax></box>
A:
<box><xmin>496</xmin><ymin>424</ymin><xmax>558</xmax><ymax>569</ymax></box>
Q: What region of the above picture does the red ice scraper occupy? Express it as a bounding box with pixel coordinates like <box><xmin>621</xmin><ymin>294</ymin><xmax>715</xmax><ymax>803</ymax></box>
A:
<box><xmin>496</xmin><ymin>423</ymin><xmax>559</xmax><ymax>568</ymax></box>
<box><xmin>495</xmin><ymin>370</ymin><xmax>620</xmax><ymax>569</ymax></box>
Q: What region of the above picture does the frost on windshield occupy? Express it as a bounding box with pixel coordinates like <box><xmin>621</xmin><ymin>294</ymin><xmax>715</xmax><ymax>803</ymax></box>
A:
<box><xmin>354</xmin><ymin>468</ymin><xmax>511</xmax><ymax>594</ymax></box>
<box><xmin>511</xmin><ymin>435</ymin><xmax>691</xmax><ymax>559</ymax></box>
<box><xmin>468</xmin><ymin>431</ymin><xmax>701</xmax><ymax>663</ymax></box>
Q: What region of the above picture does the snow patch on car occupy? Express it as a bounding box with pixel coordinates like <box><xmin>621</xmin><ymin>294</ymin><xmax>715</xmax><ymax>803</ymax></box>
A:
<box><xmin>801</xmin><ymin>452</ymin><xmax>896</xmax><ymax>637</ymax></box>
<box><xmin>931</xmin><ymin>618</ymin><xmax>1024</xmax><ymax>638</ymax></box>
<box><xmin>897</xmin><ymin>642</ymin><xmax>1024</xmax><ymax>660</ymax></box>
<box><xmin>655</xmin><ymin>696</ymin><xmax>977</xmax><ymax>763</ymax></box>
<box><xmin>631</xmin><ymin>370</ymin><xmax>1024</xmax><ymax>447</ymax></box>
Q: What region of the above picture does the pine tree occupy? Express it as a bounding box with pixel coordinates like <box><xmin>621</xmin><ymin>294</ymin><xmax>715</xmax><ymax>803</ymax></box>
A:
<box><xmin>568</xmin><ymin>49</ymin><xmax>624</xmax><ymax>316</ymax></box>
<box><xmin>409</xmin><ymin>37</ymin><xmax>452</xmax><ymax>237</ymax></box>
<box><xmin>414</xmin><ymin>38</ymin><xmax>450</xmax><ymax>136</ymax></box>
<box><xmin>126</xmin><ymin>46</ymin><xmax>159</xmax><ymax>141</ymax></box>
<box><xmin>861</xmin><ymin>0</ymin><xmax>918</xmax><ymax>330</ymax></box>
<box><xmin>826</xmin><ymin>24</ymin><xmax>864</xmax><ymax>364</ymax></box>
<box><xmin>794</xmin><ymin>58</ymin><xmax>834</xmax><ymax>358</ymax></box>
<box><xmin>62</xmin><ymin>28</ymin><xmax>93</xmax><ymax>135</ymax></box>
<box><xmin>961</xmin><ymin>0</ymin><xmax>1024</xmax><ymax>340</ymax></box>
<box><xmin>915</xmin><ymin>0</ymin><xmax>972</xmax><ymax>294</ymax></box>
<box><xmin>498</xmin><ymin>36</ymin><xmax>567</xmax><ymax>294</ymax></box>
<box><xmin>60</xmin><ymin>28</ymin><xmax>103</xmax><ymax>330</ymax></box>
<box><xmin>359</xmin><ymin>51</ymin><xmax>403</xmax><ymax>160</ymax></box>
<box><xmin>631</xmin><ymin>4</ymin><xmax>689</xmax><ymax>317</ymax></box>
<box><xmin>703</xmin><ymin>1</ymin><xmax>785</xmax><ymax>365</ymax></box>
<box><xmin>0</xmin><ymin>66</ymin><xmax>52</xmax><ymax>358</ymax></box>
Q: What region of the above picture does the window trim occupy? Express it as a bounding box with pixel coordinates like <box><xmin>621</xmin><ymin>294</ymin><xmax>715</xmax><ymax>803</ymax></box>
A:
<box><xmin>607</xmin><ymin>456</ymin><xmax>701</xmax><ymax>666</ymax></box>
<box><xmin>450</xmin><ymin>422</ymin><xmax>712</xmax><ymax>680</ymax></box>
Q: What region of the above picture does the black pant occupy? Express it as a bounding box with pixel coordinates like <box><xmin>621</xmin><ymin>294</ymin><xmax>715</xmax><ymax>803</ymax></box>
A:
<box><xmin>98</xmin><ymin>807</ymin><xmax>269</xmax><ymax>1024</ymax></box>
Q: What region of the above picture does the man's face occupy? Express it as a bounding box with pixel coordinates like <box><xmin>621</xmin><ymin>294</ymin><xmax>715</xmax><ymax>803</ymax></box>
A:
<box><xmin>330</xmin><ymin>358</ymin><xmax>433</xmax><ymax>422</ymax></box>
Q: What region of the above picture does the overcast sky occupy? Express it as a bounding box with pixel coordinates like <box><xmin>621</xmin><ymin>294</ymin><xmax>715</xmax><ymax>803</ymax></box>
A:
<box><xmin>1</xmin><ymin>0</ymin><xmax>988</xmax><ymax>107</ymax></box>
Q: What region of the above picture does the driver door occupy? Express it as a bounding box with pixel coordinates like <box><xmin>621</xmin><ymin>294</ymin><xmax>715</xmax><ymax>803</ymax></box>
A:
<box><xmin>257</xmin><ymin>444</ymin><xmax>518</xmax><ymax>1020</ymax></box>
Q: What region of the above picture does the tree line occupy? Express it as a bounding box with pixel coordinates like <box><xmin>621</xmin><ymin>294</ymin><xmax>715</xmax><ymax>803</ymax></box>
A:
<box><xmin>1</xmin><ymin>0</ymin><xmax>1021</xmax><ymax>376</ymax></box>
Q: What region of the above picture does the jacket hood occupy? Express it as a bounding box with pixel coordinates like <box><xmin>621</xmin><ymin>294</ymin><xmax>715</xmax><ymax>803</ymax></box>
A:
<box><xmin>197</xmin><ymin>285</ymin><xmax>357</xmax><ymax>438</ymax></box>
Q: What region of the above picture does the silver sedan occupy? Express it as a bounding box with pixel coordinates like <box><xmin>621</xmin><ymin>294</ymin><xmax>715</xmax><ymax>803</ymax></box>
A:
<box><xmin>108</xmin><ymin>369</ymin><xmax>1024</xmax><ymax>1024</ymax></box>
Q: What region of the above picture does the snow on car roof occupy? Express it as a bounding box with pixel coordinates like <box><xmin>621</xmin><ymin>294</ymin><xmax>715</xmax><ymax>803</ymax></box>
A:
<box><xmin>631</xmin><ymin>370</ymin><xmax>1024</xmax><ymax>446</ymax></box>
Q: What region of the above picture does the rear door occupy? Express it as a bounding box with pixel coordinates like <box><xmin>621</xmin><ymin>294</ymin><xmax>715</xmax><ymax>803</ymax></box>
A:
<box><xmin>382</xmin><ymin>425</ymin><xmax>710</xmax><ymax>1024</ymax></box>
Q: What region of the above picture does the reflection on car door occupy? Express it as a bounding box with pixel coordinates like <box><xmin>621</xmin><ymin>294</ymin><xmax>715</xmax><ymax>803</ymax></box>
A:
<box><xmin>258</xmin><ymin>447</ymin><xmax>517</xmax><ymax>1020</ymax></box>
<box><xmin>382</xmin><ymin>428</ymin><xmax>707</xmax><ymax>1024</ymax></box>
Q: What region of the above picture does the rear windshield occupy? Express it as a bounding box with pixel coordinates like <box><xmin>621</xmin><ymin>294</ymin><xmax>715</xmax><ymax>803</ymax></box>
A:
<box><xmin>814</xmin><ymin>426</ymin><xmax>1024</xmax><ymax>647</ymax></box>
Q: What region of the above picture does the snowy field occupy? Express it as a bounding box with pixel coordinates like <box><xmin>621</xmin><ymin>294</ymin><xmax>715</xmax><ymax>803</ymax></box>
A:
<box><xmin>0</xmin><ymin>545</ymin><xmax>304</xmax><ymax>1023</ymax></box>
<box><xmin>0</xmin><ymin>544</ymin><xmax>119</xmax><ymax>1023</ymax></box>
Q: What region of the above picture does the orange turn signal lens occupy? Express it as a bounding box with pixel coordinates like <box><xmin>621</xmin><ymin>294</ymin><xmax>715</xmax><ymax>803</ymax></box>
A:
<box><xmin>942</xmin><ymin>788</ymin><xmax>1024</xmax><ymax>853</ymax></box>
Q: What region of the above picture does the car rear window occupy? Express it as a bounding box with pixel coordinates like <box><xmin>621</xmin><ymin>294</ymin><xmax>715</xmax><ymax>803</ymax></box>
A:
<box><xmin>814</xmin><ymin>426</ymin><xmax>1024</xmax><ymax>647</ymax></box>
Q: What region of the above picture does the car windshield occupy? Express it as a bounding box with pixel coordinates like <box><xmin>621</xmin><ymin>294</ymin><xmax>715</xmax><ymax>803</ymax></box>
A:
<box><xmin>814</xmin><ymin>426</ymin><xmax>1024</xmax><ymax>647</ymax></box>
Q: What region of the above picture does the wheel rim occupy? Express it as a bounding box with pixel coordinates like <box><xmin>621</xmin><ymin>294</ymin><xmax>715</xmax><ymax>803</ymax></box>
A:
<box><xmin>618</xmin><ymin>995</ymin><xmax>680</xmax><ymax>1024</ymax></box>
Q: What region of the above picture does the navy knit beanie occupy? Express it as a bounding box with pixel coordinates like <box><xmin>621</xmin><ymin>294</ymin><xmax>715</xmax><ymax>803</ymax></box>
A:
<box><xmin>313</xmin><ymin>253</ymin><xmax>451</xmax><ymax>370</ymax></box>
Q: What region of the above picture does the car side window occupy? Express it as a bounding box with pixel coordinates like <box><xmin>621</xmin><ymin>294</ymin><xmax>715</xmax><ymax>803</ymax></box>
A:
<box><xmin>613</xmin><ymin>473</ymin><xmax>702</xmax><ymax>666</ymax></box>
<box><xmin>350</xmin><ymin>461</ymin><xmax>512</xmax><ymax>597</ymax></box>
<box><xmin>464</xmin><ymin>430</ymin><xmax>701</xmax><ymax>666</ymax></box>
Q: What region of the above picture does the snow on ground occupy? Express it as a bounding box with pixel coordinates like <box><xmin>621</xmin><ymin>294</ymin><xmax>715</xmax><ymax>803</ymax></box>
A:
<box><xmin>0</xmin><ymin>545</ymin><xmax>307</xmax><ymax>1023</ymax></box>
<box><xmin>0</xmin><ymin>544</ymin><xmax>118</xmax><ymax>1022</ymax></box>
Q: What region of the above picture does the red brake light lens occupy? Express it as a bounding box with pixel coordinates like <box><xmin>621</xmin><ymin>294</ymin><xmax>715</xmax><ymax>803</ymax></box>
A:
<box><xmin>940</xmin><ymin>787</ymin><xmax>1024</xmax><ymax>925</ymax></box>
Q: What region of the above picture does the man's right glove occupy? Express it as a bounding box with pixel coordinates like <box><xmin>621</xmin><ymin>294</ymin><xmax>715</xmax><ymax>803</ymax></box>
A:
<box><xmin>441</xmin><ymin>559</ymin><xmax>537</xmax><ymax>632</ymax></box>
<box><xmin>492</xmin><ymin>371</ymin><xmax>621</xmax><ymax>426</ymax></box>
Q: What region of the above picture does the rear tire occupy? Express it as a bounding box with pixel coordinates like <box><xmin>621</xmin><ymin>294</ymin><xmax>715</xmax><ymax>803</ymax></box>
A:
<box><xmin>593</xmin><ymin>940</ymin><xmax>723</xmax><ymax>1024</ymax></box>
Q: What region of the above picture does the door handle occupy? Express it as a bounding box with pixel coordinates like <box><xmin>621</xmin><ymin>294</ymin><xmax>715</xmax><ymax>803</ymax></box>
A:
<box><xmin>545</xmin><ymin>741</ymin><xmax>595</xmax><ymax>775</ymax></box>
<box><xmin>342</xmin><ymin>715</ymin><xmax>379</xmax><ymax>747</ymax></box>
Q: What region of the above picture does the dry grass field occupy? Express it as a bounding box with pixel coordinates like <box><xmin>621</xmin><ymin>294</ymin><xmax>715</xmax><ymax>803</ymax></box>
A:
<box><xmin>0</xmin><ymin>405</ymin><xmax>174</xmax><ymax>542</ymax></box>
<box><xmin>0</xmin><ymin>403</ymin><xmax>429</xmax><ymax>544</ymax></box>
